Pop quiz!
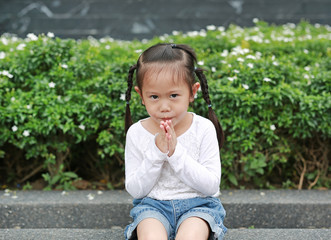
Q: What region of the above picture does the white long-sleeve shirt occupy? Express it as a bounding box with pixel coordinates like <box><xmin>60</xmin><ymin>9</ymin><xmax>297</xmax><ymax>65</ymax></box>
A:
<box><xmin>125</xmin><ymin>113</ymin><xmax>221</xmax><ymax>200</ymax></box>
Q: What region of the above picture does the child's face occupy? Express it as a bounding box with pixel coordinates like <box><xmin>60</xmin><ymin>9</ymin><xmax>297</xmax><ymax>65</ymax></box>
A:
<box><xmin>135</xmin><ymin>66</ymin><xmax>200</xmax><ymax>131</ymax></box>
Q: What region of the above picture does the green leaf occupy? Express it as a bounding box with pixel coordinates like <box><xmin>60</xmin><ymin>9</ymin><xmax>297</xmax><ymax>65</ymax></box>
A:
<box><xmin>228</xmin><ymin>173</ymin><xmax>238</xmax><ymax>186</ymax></box>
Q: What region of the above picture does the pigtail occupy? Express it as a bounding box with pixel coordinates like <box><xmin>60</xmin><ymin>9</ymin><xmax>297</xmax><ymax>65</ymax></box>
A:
<box><xmin>195</xmin><ymin>67</ymin><xmax>224</xmax><ymax>149</ymax></box>
<box><xmin>125</xmin><ymin>64</ymin><xmax>137</xmax><ymax>134</ymax></box>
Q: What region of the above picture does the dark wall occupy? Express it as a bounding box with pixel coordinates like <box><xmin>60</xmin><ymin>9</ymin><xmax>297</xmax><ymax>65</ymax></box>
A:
<box><xmin>1</xmin><ymin>0</ymin><xmax>331</xmax><ymax>40</ymax></box>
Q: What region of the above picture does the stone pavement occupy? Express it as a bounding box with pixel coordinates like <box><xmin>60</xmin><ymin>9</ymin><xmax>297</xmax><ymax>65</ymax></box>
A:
<box><xmin>0</xmin><ymin>190</ymin><xmax>330</xmax><ymax>239</ymax></box>
<box><xmin>1</xmin><ymin>228</ymin><xmax>331</xmax><ymax>240</ymax></box>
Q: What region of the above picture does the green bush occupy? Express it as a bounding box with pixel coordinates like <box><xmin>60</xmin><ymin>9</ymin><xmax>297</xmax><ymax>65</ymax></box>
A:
<box><xmin>0</xmin><ymin>21</ymin><xmax>330</xmax><ymax>190</ymax></box>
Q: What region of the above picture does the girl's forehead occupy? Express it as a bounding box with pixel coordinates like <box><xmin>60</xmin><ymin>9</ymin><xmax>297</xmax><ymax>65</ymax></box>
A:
<box><xmin>142</xmin><ymin>63</ymin><xmax>187</xmax><ymax>87</ymax></box>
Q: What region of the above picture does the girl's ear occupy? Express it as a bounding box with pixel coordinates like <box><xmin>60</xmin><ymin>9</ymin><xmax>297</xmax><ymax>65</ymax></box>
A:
<box><xmin>190</xmin><ymin>82</ymin><xmax>200</xmax><ymax>102</ymax></box>
<box><xmin>134</xmin><ymin>86</ymin><xmax>145</xmax><ymax>105</ymax></box>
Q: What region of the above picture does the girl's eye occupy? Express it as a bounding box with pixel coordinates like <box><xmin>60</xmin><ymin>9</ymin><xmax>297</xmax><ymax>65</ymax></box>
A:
<box><xmin>150</xmin><ymin>95</ymin><xmax>158</xmax><ymax>100</ymax></box>
<box><xmin>170</xmin><ymin>94</ymin><xmax>178</xmax><ymax>98</ymax></box>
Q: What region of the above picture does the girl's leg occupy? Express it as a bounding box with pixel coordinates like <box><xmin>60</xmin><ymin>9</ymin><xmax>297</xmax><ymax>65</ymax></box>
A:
<box><xmin>175</xmin><ymin>217</ymin><xmax>210</xmax><ymax>240</ymax></box>
<box><xmin>137</xmin><ymin>218</ymin><xmax>168</xmax><ymax>240</ymax></box>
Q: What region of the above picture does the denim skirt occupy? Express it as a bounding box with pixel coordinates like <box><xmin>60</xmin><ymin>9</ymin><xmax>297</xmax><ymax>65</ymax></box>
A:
<box><xmin>124</xmin><ymin>197</ymin><xmax>227</xmax><ymax>240</ymax></box>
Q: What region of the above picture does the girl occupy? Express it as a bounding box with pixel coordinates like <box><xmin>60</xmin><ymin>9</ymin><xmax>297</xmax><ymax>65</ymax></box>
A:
<box><xmin>124</xmin><ymin>43</ymin><xmax>227</xmax><ymax>240</ymax></box>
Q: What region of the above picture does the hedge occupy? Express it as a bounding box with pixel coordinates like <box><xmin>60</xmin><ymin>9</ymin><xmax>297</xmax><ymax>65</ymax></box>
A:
<box><xmin>0</xmin><ymin>20</ymin><xmax>330</xmax><ymax>190</ymax></box>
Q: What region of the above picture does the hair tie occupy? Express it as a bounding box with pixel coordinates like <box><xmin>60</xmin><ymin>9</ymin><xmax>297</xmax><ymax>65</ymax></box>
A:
<box><xmin>208</xmin><ymin>104</ymin><xmax>212</xmax><ymax>108</ymax></box>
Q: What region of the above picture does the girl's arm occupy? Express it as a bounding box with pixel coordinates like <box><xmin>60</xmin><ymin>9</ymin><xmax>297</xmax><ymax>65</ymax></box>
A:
<box><xmin>125</xmin><ymin>128</ymin><xmax>166</xmax><ymax>199</ymax></box>
<box><xmin>167</xmin><ymin>121</ymin><xmax>221</xmax><ymax>196</ymax></box>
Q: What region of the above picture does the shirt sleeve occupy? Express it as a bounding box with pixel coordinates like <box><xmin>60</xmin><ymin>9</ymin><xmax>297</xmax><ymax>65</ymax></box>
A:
<box><xmin>167</xmin><ymin>122</ymin><xmax>221</xmax><ymax>196</ymax></box>
<box><xmin>125</xmin><ymin>127</ymin><xmax>167</xmax><ymax>199</ymax></box>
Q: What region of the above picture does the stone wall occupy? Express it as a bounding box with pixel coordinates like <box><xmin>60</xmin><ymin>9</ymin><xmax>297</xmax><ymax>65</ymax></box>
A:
<box><xmin>1</xmin><ymin>0</ymin><xmax>330</xmax><ymax>40</ymax></box>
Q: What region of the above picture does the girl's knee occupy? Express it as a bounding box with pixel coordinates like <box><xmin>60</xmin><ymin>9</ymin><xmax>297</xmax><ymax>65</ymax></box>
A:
<box><xmin>176</xmin><ymin>217</ymin><xmax>210</xmax><ymax>240</ymax></box>
<box><xmin>137</xmin><ymin>218</ymin><xmax>168</xmax><ymax>240</ymax></box>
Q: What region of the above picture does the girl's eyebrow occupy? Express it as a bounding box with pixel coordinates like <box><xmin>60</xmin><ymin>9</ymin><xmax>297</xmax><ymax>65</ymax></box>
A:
<box><xmin>145</xmin><ymin>91</ymin><xmax>159</xmax><ymax>95</ymax></box>
<box><xmin>145</xmin><ymin>90</ymin><xmax>183</xmax><ymax>96</ymax></box>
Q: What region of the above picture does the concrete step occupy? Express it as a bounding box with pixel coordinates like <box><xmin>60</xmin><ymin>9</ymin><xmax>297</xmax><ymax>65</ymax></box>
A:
<box><xmin>1</xmin><ymin>228</ymin><xmax>331</xmax><ymax>240</ymax></box>
<box><xmin>1</xmin><ymin>190</ymin><xmax>330</xmax><ymax>229</ymax></box>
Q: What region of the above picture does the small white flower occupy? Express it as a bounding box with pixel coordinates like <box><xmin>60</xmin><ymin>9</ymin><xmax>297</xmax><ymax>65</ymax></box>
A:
<box><xmin>263</xmin><ymin>77</ymin><xmax>272</xmax><ymax>82</ymax></box>
<box><xmin>218</xmin><ymin>26</ymin><xmax>225</xmax><ymax>32</ymax></box>
<box><xmin>270</xmin><ymin>125</ymin><xmax>276</xmax><ymax>131</ymax></box>
<box><xmin>4</xmin><ymin>190</ymin><xmax>11</xmax><ymax>197</ymax></box>
<box><xmin>135</xmin><ymin>49</ymin><xmax>142</xmax><ymax>53</ymax></box>
<box><xmin>61</xmin><ymin>191</ymin><xmax>68</xmax><ymax>196</ymax></box>
<box><xmin>260</xmin><ymin>192</ymin><xmax>265</xmax><ymax>196</ymax></box>
<box><xmin>120</xmin><ymin>94</ymin><xmax>126</xmax><ymax>101</ymax></box>
<box><xmin>221</xmin><ymin>50</ymin><xmax>229</xmax><ymax>57</ymax></box>
<box><xmin>61</xmin><ymin>64</ymin><xmax>68</xmax><ymax>69</ymax></box>
<box><xmin>1</xmin><ymin>70</ymin><xmax>13</xmax><ymax>78</ymax></box>
<box><xmin>105</xmin><ymin>45</ymin><xmax>110</xmax><ymax>50</ymax></box>
<box><xmin>49</xmin><ymin>82</ymin><xmax>56</xmax><ymax>88</ymax></box>
<box><xmin>172</xmin><ymin>30</ymin><xmax>180</xmax><ymax>36</ymax></box>
<box><xmin>243</xmin><ymin>48</ymin><xmax>250</xmax><ymax>54</ymax></box>
<box><xmin>304</xmin><ymin>66</ymin><xmax>311</xmax><ymax>71</ymax></box>
<box><xmin>187</xmin><ymin>31</ymin><xmax>198</xmax><ymax>37</ymax></box>
<box><xmin>97</xmin><ymin>191</ymin><xmax>103</xmax><ymax>195</ymax></box>
<box><xmin>79</xmin><ymin>124</ymin><xmax>85</xmax><ymax>130</ymax></box>
<box><xmin>27</xmin><ymin>33</ymin><xmax>38</xmax><ymax>41</ymax></box>
<box><xmin>12</xmin><ymin>126</ymin><xmax>18</xmax><ymax>132</ymax></box>
<box><xmin>228</xmin><ymin>77</ymin><xmax>236</xmax><ymax>82</ymax></box>
<box><xmin>0</xmin><ymin>51</ymin><xmax>5</xmax><ymax>59</ymax></box>
<box><xmin>273</xmin><ymin>61</ymin><xmax>279</xmax><ymax>66</ymax></box>
<box><xmin>47</xmin><ymin>32</ymin><xmax>55</xmax><ymax>38</ymax></box>
<box><xmin>233</xmin><ymin>69</ymin><xmax>240</xmax><ymax>74</ymax></box>
<box><xmin>199</xmin><ymin>30</ymin><xmax>207</xmax><ymax>37</ymax></box>
<box><xmin>247</xmin><ymin>63</ymin><xmax>254</xmax><ymax>68</ymax></box>
<box><xmin>11</xmin><ymin>97</ymin><xmax>15</xmax><ymax>102</ymax></box>
<box><xmin>87</xmin><ymin>193</ymin><xmax>95</xmax><ymax>200</ymax></box>
<box><xmin>207</xmin><ymin>25</ymin><xmax>216</xmax><ymax>31</ymax></box>
<box><xmin>256</xmin><ymin>52</ymin><xmax>262</xmax><ymax>58</ymax></box>
<box><xmin>211</xmin><ymin>67</ymin><xmax>216</xmax><ymax>72</ymax></box>
<box><xmin>23</xmin><ymin>130</ymin><xmax>30</xmax><ymax>137</ymax></box>
<box><xmin>242</xmin><ymin>84</ymin><xmax>249</xmax><ymax>90</ymax></box>
<box><xmin>253</xmin><ymin>18</ymin><xmax>259</xmax><ymax>23</ymax></box>
<box><xmin>197</xmin><ymin>61</ymin><xmax>204</xmax><ymax>66</ymax></box>
<box><xmin>246</xmin><ymin>55</ymin><xmax>256</xmax><ymax>60</ymax></box>
<box><xmin>1</xmin><ymin>38</ymin><xmax>8</xmax><ymax>45</ymax></box>
<box><xmin>26</xmin><ymin>105</ymin><xmax>31</xmax><ymax>109</ymax></box>
<box><xmin>237</xmin><ymin>57</ymin><xmax>244</xmax><ymax>62</ymax></box>
<box><xmin>303</xmin><ymin>49</ymin><xmax>309</xmax><ymax>54</ymax></box>
<box><xmin>304</xmin><ymin>74</ymin><xmax>310</xmax><ymax>79</ymax></box>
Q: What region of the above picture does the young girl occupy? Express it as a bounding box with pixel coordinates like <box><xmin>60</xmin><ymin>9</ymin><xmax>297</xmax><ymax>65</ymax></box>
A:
<box><xmin>124</xmin><ymin>43</ymin><xmax>227</xmax><ymax>240</ymax></box>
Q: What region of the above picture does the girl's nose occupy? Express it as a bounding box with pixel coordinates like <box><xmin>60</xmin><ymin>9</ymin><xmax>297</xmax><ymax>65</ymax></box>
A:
<box><xmin>160</xmin><ymin>100</ymin><xmax>170</xmax><ymax>112</ymax></box>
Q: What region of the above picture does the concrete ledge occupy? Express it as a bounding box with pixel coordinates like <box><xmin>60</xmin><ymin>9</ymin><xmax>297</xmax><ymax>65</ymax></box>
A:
<box><xmin>1</xmin><ymin>190</ymin><xmax>331</xmax><ymax>229</ymax></box>
<box><xmin>1</xmin><ymin>228</ymin><xmax>331</xmax><ymax>240</ymax></box>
